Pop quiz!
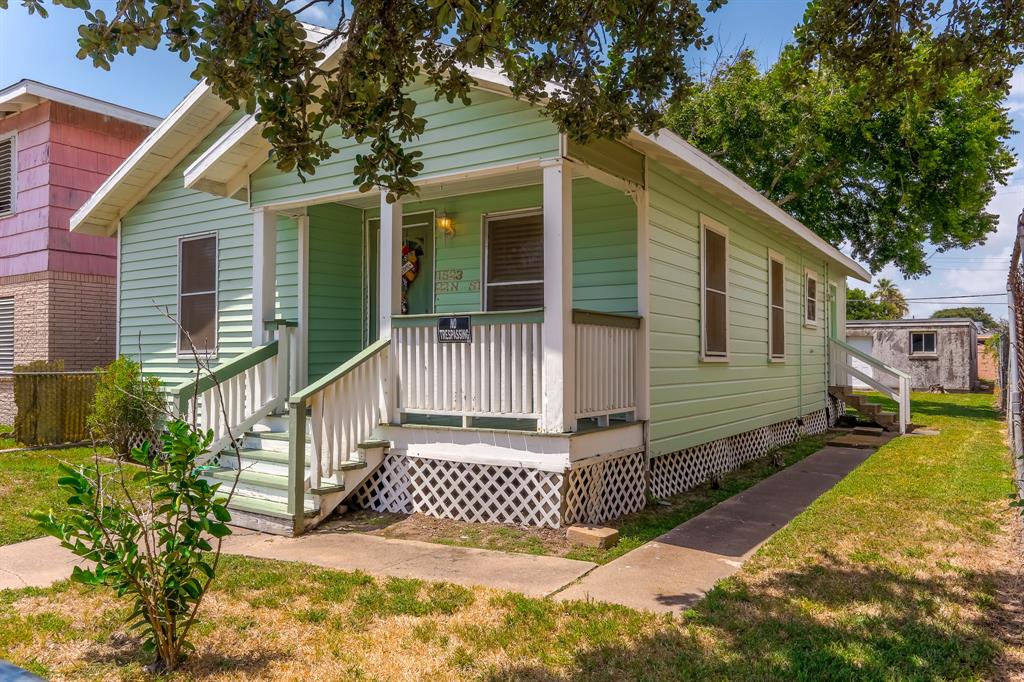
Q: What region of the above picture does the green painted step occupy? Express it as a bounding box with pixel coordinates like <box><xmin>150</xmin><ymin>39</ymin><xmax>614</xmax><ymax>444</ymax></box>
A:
<box><xmin>206</xmin><ymin>467</ymin><xmax>290</xmax><ymax>491</ymax></box>
<box><xmin>221</xmin><ymin>495</ymin><xmax>291</xmax><ymax>520</ymax></box>
<box><xmin>246</xmin><ymin>431</ymin><xmax>311</xmax><ymax>443</ymax></box>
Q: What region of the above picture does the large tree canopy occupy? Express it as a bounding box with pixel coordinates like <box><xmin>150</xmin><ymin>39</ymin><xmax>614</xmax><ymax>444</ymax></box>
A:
<box><xmin>3</xmin><ymin>0</ymin><xmax>1021</xmax><ymax>274</ymax></box>
<box><xmin>931</xmin><ymin>306</ymin><xmax>999</xmax><ymax>329</ymax></box>
<box><xmin>667</xmin><ymin>50</ymin><xmax>1016</xmax><ymax>277</ymax></box>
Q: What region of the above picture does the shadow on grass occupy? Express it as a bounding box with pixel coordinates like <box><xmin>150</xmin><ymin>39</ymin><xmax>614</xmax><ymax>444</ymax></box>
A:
<box><xmin>858</xmin><ymin>392</ymin><xmax>1000</xmax><ymax>425</ymax></box>
<box><xmin>482</xmin><ymin>551</ymin><xmax>1008</xmax><ymax>681</ymax></box>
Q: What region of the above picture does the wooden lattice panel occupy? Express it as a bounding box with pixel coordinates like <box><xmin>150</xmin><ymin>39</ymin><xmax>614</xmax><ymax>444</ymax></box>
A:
<box><xmin>768</xmin><ymin>419</ymin><xmax>801</xmax><ymax>448</ymax></box>
<box><xmin>803</xmin><ymin>408</ymin><xmax>829</xmax><ymax>436</ymax></box>
<box><xmin>350</xmin><ymin>452</ymin><xmax>413</xmax><ymax>513</ymax></box>
<box><xmin>650</xmin><ymin>437</ymin><xmax>731</xmax><ymax>499</ymax></box>
<box><xmin>826</xmin><ymin>394</ymin><xmax>845</xmax><ymax>426</ymax></box>
<box><xmin>727</xmin><ymin>426</ymin><xmax>771</xmax><ymax>467</ymax></box>
<box><xmin>562</xmin><ymin>450</ymin><xmax>646</xmax><ymax>525</ymax></box>
<box><xmin>407</xmin><ymin>457</ymin><xmax>564</xmax><ymax>528</ymax></box>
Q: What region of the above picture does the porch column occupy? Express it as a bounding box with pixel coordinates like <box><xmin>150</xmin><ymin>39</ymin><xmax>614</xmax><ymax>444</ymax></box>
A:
<box><xmin>378</xmin><ymin>193</ymin><xmax>403</xmax><ymax>340</ymax></box>
<box><xmin>252</xmin><ymin>207</ymin><xmax>277</xmax><ymax>346</ymax></box>
<box><xmin>540</xmin><ymin>160</ymin><xmax>575</xmax><ymax>433</ymax></box>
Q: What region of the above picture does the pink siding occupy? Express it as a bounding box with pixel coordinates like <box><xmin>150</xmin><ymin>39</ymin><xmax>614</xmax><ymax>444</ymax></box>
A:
<box><xmin>0</xmin><ymin>100</ymin><xmax>151</xmax><ymax>278</ymax></box>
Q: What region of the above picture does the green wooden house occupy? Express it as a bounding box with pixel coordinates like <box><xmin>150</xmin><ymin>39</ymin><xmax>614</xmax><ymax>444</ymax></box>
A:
<box><xmin>71</xmin><ymin>42</ymin><xmax>904</xmax><ymax>535</ymax></box>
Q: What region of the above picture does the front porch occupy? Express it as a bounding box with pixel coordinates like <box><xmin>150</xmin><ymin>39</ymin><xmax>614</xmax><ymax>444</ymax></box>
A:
<box><xmin>177</xmin><ymin>158</ymin><xmax>651</xmax><ymax>534</ymax></box>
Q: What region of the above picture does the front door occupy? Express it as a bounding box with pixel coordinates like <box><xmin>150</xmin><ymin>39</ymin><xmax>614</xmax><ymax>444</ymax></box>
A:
<box><xmin>366</xmin><ymin>211</ymin><xmax>435</xmax><ymax>341</ymax></box>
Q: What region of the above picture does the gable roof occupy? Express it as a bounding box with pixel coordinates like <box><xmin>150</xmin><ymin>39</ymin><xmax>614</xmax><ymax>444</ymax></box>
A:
<box><xmin>70</xmin><ymin>49</ymin><xmax>870</xmax><ymax>281</ymax></box>
<box><xmin>0</xmin><ymin>79</ymin><xmax>162</xmax><ymax>128</ymax></box>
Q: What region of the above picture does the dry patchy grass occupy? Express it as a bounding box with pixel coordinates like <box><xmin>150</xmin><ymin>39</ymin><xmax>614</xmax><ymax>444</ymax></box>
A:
<box><xmin>1</xmin><ymin>393</ymin><xmax>1020</xmax><ymax>680</ymax></box>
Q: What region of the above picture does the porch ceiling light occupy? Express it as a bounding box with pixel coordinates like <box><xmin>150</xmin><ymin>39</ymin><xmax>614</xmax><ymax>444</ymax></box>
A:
<box><xmin>436</xmin><ymin>212</ymin><xmax>455</xmax><ymax>238</ymax></box>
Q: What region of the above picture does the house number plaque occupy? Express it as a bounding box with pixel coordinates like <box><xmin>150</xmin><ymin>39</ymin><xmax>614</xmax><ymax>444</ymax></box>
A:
<box><xmin>437</xmin><ymin>315</ymin><xmax>472</xmax><ymax>344</ymax></box>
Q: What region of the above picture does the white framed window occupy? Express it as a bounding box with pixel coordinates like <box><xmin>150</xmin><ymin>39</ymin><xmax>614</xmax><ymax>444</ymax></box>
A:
<box><xmin>483</xmin><ymin>209</ymin><xmax>544</xmax><ymax>311</ymax></box>
<box><xmin>178</xmin><ymin>233</ymin><xmax>218</xmax><ymax>356</ymax></box>
<box><xmin>700</xmin><ymin>215</ymin><xmax>729</xmax><ymax>361</ymax></box>
<box><xmin>0</xmin><ymin>297</ymin><xmax>13</xmax><ymax>373</ymax></box>
<box><xmin>804</xmin><ymin>268</ymin><xmax>818</xmax><ymax>327</ymax></box>
<box><xmin>768</xmin><ymin>250</ymin><xmax>785</xmax><ymax>361</ymax></box>
<box><xmin>910</xmin><ymin>331</ymin><xmax>937</xmax><ymax>356</ymax></box>
<box><xmin>0</xmin><ymin>132</ymin><xmax>16</xmax><ymax>217</ymax></box>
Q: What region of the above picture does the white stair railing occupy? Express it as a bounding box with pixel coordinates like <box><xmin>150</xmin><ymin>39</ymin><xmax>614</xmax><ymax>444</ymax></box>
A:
<box><xmin>829</xmin><ymin>337</ymin><xmax>911</xmax><ymax>434</ymax></box>
<box><xmin>170</xmin><ymin>320</ymin><xmax>295</xmax><ymax>455</ymax></box>
<box><xmin>287</xmin><ymin>338</ymin><xmax>391</xmax><ymax>531</ymax></box>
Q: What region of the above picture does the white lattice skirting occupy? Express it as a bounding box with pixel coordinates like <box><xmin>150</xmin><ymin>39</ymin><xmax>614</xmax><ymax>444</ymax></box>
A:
<box><xmin>650</xmin><ymin>408</ymin><xmax>829</xmax><ymax>499</ymax></box>
<box><xmin>352</xmin><ymin>408</ymin><xmax>831</xmax><ymax>528</ymax></box>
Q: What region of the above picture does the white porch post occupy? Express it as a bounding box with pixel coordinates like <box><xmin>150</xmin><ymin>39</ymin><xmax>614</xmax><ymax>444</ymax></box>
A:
<box><xmin>378</xmin><ymin>193</ymin><xmax>403</xmax><ymax>340</ymax></box>
<box><xmin>378</xmin><ymin>192</ymin><xmax>403</xmax><ymax>424</ymax></box>
<box><xmin>252</xmin><ymin>207</ymin><xmax>277</xmax><ymax>346</ymax></box>
<box><xmin>540</xmin><ymin>160</ymin><xmax>575</xmax><ymax>433</ymax></box>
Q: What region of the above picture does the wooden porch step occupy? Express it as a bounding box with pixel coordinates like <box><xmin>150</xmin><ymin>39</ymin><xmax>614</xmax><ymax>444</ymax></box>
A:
<box><xmin>830</xmin><ymin>390</ymin><xmax>900</xmax><ymax>433</ymax></box>
<box><xmin>246</xmin><ymin>430</ymin><xmax>311</xmax><ymax>443</ymax></box>
<box><xmin>208</xmin><ymin>467</ymin><xmax>291</xmax><ymax>491</ymax></box>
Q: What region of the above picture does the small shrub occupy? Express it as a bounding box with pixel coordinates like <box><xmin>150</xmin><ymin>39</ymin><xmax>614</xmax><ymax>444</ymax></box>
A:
<box><xmin>87</xmin><ymin>356</ymin><xmax>163</xmax><ymax>456</ymax></box>
<box><xmin>34</xmin><ymin>419</ymin><xmax>234</xmax><ymax>672</ymax></box>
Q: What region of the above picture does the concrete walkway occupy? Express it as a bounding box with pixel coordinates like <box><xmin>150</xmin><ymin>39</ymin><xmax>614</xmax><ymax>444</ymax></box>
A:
<box><xmin>554</xmin><ymin>444</ymin><xmax>875</xmax><ymax>614</ymax></box>
<box><xmin>0</xmin><ymin>529</ymin><xmax>595</xmax><ymax>597</ymax></box>
<box><xmin>220</xmin><ymin>529</ymin><xmax>595</xmax><ymax>597</ymax></box>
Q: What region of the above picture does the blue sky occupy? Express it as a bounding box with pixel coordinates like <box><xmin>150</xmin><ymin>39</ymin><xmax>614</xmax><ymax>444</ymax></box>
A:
<box><xmin>2</xmin><ymin>0</ymin><xmax>1020</xmax><ymax>320</ymax></box>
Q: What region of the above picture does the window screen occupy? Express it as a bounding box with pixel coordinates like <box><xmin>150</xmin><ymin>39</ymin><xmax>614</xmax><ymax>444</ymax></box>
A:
<box><xmin>911</xmin><ymin>332</ymin><xmax>936</xmax><ymax>354</ymax></box>
<box><xmin>0</xmin><ymin>297</ymin><xmax>13</xmax><ymax>373</ymax></box>
<box><xmin>805</xmin><ymin>272</ymin><xmax>818</xmax><ymax>325</ymax></box>
<box><xmin>769</xmin><ymin>256</ymin><xmax>785</xmax><ymax>359</ymax></box>
<box><xmin>0</xmin><ymin>134</ymin><xmax>14</xmax><ymax>215</ymax></box>
<box><xmin>484</xmin><ymin>212</ymin><xmax>544</xmax><ymax>311</ymax></box>
<box><xmin>179</xmin><ymin>235</ymin><xmax>217</xmax><ymax>354</ymax></box>
<box><xmin>702</xmin><ymin>225</ymin><xmax>728</xmax><ymax>357</ymax></box>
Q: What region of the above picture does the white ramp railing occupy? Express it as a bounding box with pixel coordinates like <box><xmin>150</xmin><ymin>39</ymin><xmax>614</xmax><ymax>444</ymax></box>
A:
<box><xmin>573</xmin><ymin>310</ymin><xmax>641</xmax><ymax>425</ymax></box>
<box><xmin>830</xmin><ymin>337</ymin><xmax>911</xmax><ymax>434</ymax></box>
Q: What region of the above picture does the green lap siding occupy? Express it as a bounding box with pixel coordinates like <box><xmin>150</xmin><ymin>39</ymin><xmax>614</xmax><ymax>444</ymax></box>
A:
<box><xmin>361</xmin><ymin>178</ymin><xmax>637</xmax><ymax>316</ymax></box>
<box><xmin>249</xmin><ymin>85</ymin><xmax>560</xmax><ymax>208</ymax></box>
<box><xmin>276</xmin><ymin>215</ymin><xmax>298</xmax><ymax>322</ymax></box>
<box><xmin>307</xmin><ymin>203</ymin><xmax>364</xmax><ymax>381</ymax></box>
<box><xmin>646</xmin><ymin>159</ymin><xmax>829</xmax><ymax>457</ymax></box>
<box><xmin>118</xmin><ymin>112</ymin><xmax>255</xmax><ymax>388</ymax></box>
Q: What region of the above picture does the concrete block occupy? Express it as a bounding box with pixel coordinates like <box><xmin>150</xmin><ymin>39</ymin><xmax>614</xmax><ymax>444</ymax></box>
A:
<box><xmin>567</xmin><ymin>525</ymin><xmax>619</xmax><ymax>549</ymax></box>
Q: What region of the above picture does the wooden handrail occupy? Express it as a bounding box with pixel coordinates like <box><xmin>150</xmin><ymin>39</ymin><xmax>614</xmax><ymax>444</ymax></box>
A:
<box><xmin>392</xmin><ymin>308</ymin><xmax>544</xmax><ymax>327</ymax></box>
<box><xmin>830</xmin><ymin>337</ymin><xmax>911</xmax><ymax>380</ymax></box>
<box><xmin>288</xmin><ymin>338</ymin><xmax>391</xmax><ymax>407</ymax></box>
<box><xmin>168</xmin><ymin>340</ymin><xmax>278</xmax><ymax>414</ymax></box>
<box><xmin>572</xmin><ymin>309</ymin><xmax>642</xmax><ymax>329</ymax></box>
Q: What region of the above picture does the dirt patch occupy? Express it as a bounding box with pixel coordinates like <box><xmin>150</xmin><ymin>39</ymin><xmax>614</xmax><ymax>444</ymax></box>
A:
<box><xmin>318</xmin><ymin>510</ymin><xmax>576</xmax><ymax>557</ymax></box>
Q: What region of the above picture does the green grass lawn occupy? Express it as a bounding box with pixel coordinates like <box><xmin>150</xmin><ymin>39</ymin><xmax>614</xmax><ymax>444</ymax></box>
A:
<box><xmin>0</xmin><ymin>446</ymin><xmax>113</xmax><ymax>546</ymax></box>
<box><xmin>0</xmin><ymin>392</ymin><xmax>1018</xmax><ymax>680</ymax></box>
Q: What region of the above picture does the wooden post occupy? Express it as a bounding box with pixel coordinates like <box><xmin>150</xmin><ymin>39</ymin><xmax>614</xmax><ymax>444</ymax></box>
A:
<box><xmin>252</xmin><ymin>207</ymin><xmax>277</xmax><ymax>346</ymax></box>
<box><xmin>378</xmin><ymin>193</ymin><xmax>402</xmax><ymax>423</ymax></box>
<box><xmin>288</xmin><ymin>396</ymin><xmax>307</xmax><ymax>536</ymax></box>
<box><xmin>540</xmin><ymin>160</ymin><xmax>575</xmax><ymax>433</ymax></box>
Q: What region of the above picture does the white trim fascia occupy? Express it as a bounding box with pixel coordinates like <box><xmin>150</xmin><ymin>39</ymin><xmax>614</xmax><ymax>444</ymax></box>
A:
<box><xmin>115</xmin><ymin>220</ymin><xmax>122</xmax><ymax>357</ymax></box>
<box><xmin>633</xmin><ymin>128</ymin><xmax>871</xmax><ymax>283</ymax></box>
<box><xmin>70</xmin><ymin>81</ymin><xmax>218</xmax><ymax>235</ymax></box>
<box><xmin>699</xmin><ymin>214</ymin><xmax>730</xmax><ymax>362</ymax></box>
<box><xmin>256</xmin><ymin>157</ymin><xmax>556</xmax><ymax>212</ymax></box>
<box><xmin>0</xmin><ymin>79</ymin><xmax>161</xmax><ymax>127</ymax></box>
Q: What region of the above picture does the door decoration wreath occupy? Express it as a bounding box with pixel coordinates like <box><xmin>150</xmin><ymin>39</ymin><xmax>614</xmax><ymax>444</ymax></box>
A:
<box><xmin>401</xmin><ymin>241</ymin><xmax>423</xmax><ymax>314</ymax></box>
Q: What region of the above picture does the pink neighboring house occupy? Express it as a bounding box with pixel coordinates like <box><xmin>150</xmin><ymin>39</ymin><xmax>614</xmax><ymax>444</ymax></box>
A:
<box><xmin>0</xmin><ymin>80</ymin><xmax>159</xmax><ymax>420</ymax></box>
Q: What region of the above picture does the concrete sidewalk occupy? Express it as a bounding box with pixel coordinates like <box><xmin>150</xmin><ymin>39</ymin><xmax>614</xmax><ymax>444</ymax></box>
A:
<box><xmin>554</xmin><ymin>444</ymin><xmax>875</xmax><ymax>614</ymax></box>
<box><xmin>0</xmin><ymin>529</ymin><xmax>596</xmax><ymax>597</ymax></box>
<box><xmin>221</xmin><ymin>529</ymin><xmax>595</xmax><ymax>597</ymax></box>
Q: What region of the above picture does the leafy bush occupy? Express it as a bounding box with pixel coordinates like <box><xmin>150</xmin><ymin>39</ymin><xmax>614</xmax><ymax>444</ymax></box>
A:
<box><xmin>34</xmin><ymin>419</ymin><xmax>234</xmax><ymax>672</ymax></box>
<box><xmin>87</xmin><ymin>356</ymin><xmax>163</xmax><ymax>456</ymax></box>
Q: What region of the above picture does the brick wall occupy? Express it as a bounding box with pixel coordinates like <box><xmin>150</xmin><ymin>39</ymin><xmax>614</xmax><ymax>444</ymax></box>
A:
<box><xmin>0</xmin><ymin>271</ymin><xmax>116</xmax><ymax>423</ymax></box>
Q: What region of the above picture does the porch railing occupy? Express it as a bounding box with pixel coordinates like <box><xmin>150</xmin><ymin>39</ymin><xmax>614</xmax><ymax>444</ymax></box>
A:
<box><xmin>392</xmin><ymin>309</ymin><xmax>543</xmax><ymax>422</ymax></box>
<box><xmin>573</xmin><ymin>310</ymin><xmax>641</xmax><ymax>424</ymax></box>
<box><xmin>288</xmin><ymin>338</ymin><xmax>391</xmax><ymax>514</ymax></box>
<box><xmin>169</xmin><ymin>320</ymin><xmax>295</xmax><ymax>454</ymax></box>
<box><xmin>829</xmin><ymin>337</ymin><xmax>911</xmax><ymax>434</ymax></box>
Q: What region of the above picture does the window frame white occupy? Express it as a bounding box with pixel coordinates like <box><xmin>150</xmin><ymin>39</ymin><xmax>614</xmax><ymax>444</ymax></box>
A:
<box><xmin>0</xmin><ymin>131</ymin><xmax>17</xmax><ymax>218</ymax></box>
<box><xmin>909</xmin><ymin>330</ymin><xmax>938</xmax><ymax>357</ymax></box>
<box><xmin>176</xmin><ymin>232</ymin><xmax>219</xmax><ymax>359</ymax></box>
<box><xmin>767</xmin><ymin>249</ymin><xmax>786</xmax><ymax>362</ymax></box>
<box><xmin>481</xmin><ymin>207</ymin><xmax>545</xmax><ymax>312</ymax></box>
<box><xmin>700</xmin><ymin>214</ymin><xmax>730</xmax><ymax>362</ymax></box>
<box><xmin>804</xmin><ymin>267</ymin><xmax>819</xmax><ymax>328</ymax></box>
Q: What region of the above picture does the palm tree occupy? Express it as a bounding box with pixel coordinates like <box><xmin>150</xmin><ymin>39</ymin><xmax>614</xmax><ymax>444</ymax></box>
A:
<box><xmin>872</xmin><ymin>278</ymin><xmax>909</xmax><ymax>318</ymax></box>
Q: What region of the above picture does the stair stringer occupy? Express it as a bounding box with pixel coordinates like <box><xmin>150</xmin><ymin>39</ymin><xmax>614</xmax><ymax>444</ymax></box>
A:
<box><xmin>302</xmin><ymin>441</ymin><xmax>389</xmax><ymax>532</ymax></box>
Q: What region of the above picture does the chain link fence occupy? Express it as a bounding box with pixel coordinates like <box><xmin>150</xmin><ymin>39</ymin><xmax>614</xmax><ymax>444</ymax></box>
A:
<box><xmin>1004</xmin><ymin>210</ymin><xmax>1024</xmax><ymax>494</ymax></box>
